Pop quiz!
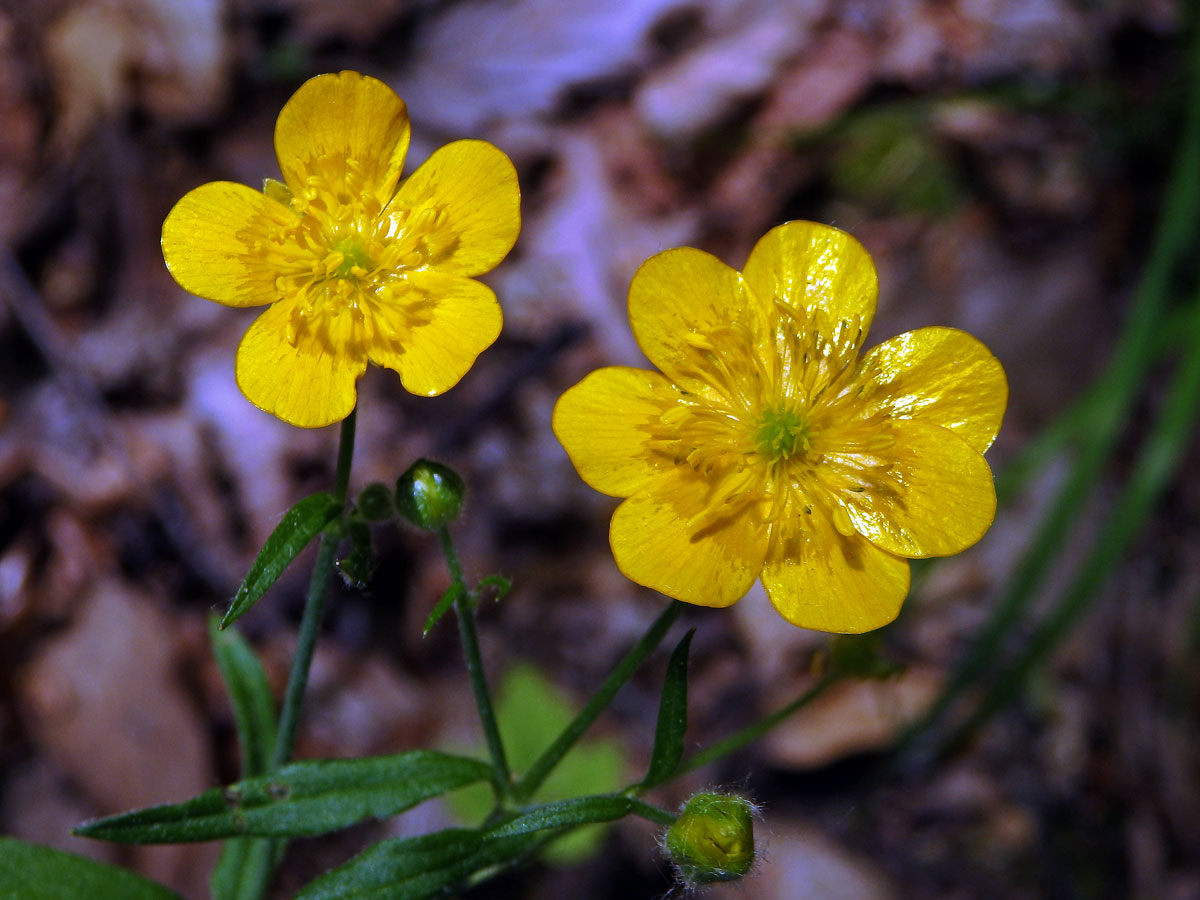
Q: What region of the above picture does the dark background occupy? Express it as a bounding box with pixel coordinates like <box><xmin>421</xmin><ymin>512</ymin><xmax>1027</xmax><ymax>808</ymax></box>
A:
<box><xmin>1</xmin><ymin>1</ymin><xmax>1197</xmax><ymax>898</ymax></box>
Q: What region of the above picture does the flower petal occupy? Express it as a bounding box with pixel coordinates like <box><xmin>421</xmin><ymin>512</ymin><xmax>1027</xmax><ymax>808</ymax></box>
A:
<box><xmin>368</xmin><ymin>270</ymin><xmax>502</xmax><ymax>396</ymax></box>
<box><xmin>742</xmin><ymin>220</ymin><xmax>877</xmax><ymax>353</ymax></box>
<box><xmin>610</xmin><ymin>478</ymin><xmax>766</xmax><ymax>608</ymax></box>
<box><xmin>235</xmin><ymin>302</ymin><xmax>367</xmax><ymax>428</ymax></box>
<box><xmin>274</xmin><ymin>71</ymin><xmax>411</xmax><ymax>204</ymax></box>
<box><xmin>553</xmin><ymin>366</ymin><xmax>676</xmax><ymax>498</ymax></box>
<box><xmin>162</xmin><ymin>181</ymin><xmax>294</xmax><ymax>307</ymax></box>
<box><xmin>388</xmin><ymin>140</ymin><xmax>521</xmax><ymax>277</ymax></box>
<box><xmin>856</xmin><ymin>326</ymin><xmax>1007</xmax><ymax>453</ymax></box>
<box><xmin>762</xmin><ymin>519</ymin><xmax>910</xmax><ymax>633</ymax></box>
<box><xmin>627</xmin><ymin>247</ymin><xmax>757</xmax><ymax>391</ymax></box>
<box><xmin>841</xmin><ymin>420</ymin><xmax>997</xmax><ymax>559</ymax></box>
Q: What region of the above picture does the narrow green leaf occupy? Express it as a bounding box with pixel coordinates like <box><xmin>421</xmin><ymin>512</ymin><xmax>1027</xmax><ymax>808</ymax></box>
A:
<box><xmin>422</xmin><ymin>583</ymin><xmax>463</xmax><ymax>636</ymax></box>
<box><xmin>487</xmin><ymin>795</ymin><xmax>634</xmax><ymax>837</ymax></box>
<box><xmin>295</xmin><ymin>796</ymin><xmax>637</xmax><ymax>900</ymax></box>
<box><xmin>295</xmin><ymin>829</ymin><xmax>534</xmax><ymax>900</ymax></box>
<box><xmin>75</xmin><ymin>751</ymin><xmax>491</xmax><ymax>844</ymax></box>
<box><xmin>221</xmin><ymin>492</ymin><xmax>343</xmax><ymax>629</ymax></box>
<box><xmin>210</xmin><ymin>838</ymin><xmax>275</xmax><ymax>900</ymax></box>
<box><xmin>639</xmin><ymin>629</ymin><xmax>694</xmax><ymax>790</ymax></box>
<box><xmin>0</xmin><ymin>837</ymin><xmax>185</xmax><ymax>900</ymax></box>
<box><xmin>209</xmin><ymin>616</ymin><xmax>277</xmax><ymax>778</ymax></box>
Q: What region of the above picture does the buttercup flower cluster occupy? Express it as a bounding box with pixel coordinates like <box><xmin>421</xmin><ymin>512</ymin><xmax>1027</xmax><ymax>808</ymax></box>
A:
<box><xmin>554</xmin><ymin>221</ymin><xmax>1006</xmax><ymax>632</ymax></box>
<box><xmin>162</xmin><ymin>71</ymin><xmax>520</xmax><ymax>427</ymax></box>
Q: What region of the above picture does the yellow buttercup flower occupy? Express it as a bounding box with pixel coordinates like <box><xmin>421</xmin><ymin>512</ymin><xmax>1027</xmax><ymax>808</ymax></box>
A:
<box><xmin>162</xmin><ymin>71</ymin><xmax>520</xmax><ymax>427</ymax></box>
<box><xmin>553</xmin><ymin>221</ymin><xmax>1006</xmax><ymax>633</ymax></box>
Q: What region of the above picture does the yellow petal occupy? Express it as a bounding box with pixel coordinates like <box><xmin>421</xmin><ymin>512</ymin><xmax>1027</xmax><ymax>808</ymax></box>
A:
<box><xmin>388</xmin><ymin>140</ymin><xmax>520</xmax><ymax>277</ymax></box>
<box><xmin>162</xmin><ymin>181</ymin><xmax>294</xmax><ymax>307</ymax></box>
<box><xmin>762</xmin><ymin>519</ymin><xmax>910</xmax><ymax>633</ymax></box>
<box><xmin>610</xmin><ymin>478</ymin><xmax>766</xmax><ymax>608</ymax></box>
<box><xmin>856</xmin><ymin>326</ymin><xmax>1007</xmax><ymax>453</ymax></box>
<box><xmin>368</xmin><ymin>270</ymin><xmax>501</xmax><ymax>396</ymax></box>
<box><xmin>626</xmin><ymin>247</ymin><xmax>757</xmax><ymax>392</ymax></box>
<box><xmin>235</xmin><ymin>302</ymin><xmax>366</xmax><ymax>428</ymax></box>
<box><xmin>741</xmin><ymin>220</ymin><xmax>877</xmax><ymax>354</ymax></box>
<box><xmin>841</xmin><ymin>420</ymin><xmax>997</xmax><ymax>559</ymax></box>
<box><xmin>553</xmin><ymin>366</ymin><xmax>676</xmax><ymax>498</ymax></box>
<box><xmin>274</xmin><ymin>71</ymin><xmax>411</xmax><ymax>205</ymax></box>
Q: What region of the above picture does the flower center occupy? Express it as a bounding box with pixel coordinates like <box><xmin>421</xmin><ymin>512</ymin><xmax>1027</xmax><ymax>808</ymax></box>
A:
<box><xmin>755</xmin><ymin>407</ymin><xmax>811</xmax><ymax>461</ymax></box>
<box><xmin>331</xmin><ymin>235</ymin><xmax>374</xmax><ymax>279</ymax></box>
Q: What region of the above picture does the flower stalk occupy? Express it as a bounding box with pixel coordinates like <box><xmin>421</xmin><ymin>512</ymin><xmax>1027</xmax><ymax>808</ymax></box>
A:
<box><xmin>272</xmin><ymin>409</ymin><xmax>357</xmax><ymax>770</ymax></box>
<box><xmin>438</xmin><ymin>526</ymin><xmax>512</xmax><ymax>798</ymax></box>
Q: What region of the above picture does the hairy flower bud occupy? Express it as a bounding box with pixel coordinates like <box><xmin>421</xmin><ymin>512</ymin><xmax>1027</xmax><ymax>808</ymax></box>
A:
<box><xmin>396</xmin><ymin>459</ymin><xmax>465</xmax><ymax>531</ymax></box>
<box><xmin>356</xmin><ymin>482</ymin><xmax>396</xmax><ymax>522</ymax></box>
<box><xmin>664</xmin><ymin>792</ymin><xmax>756</xmax><ymax>885</ymax></box>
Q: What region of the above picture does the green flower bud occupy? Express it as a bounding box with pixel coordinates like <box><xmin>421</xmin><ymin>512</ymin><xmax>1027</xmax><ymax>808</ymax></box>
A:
<box><xmin>664</xmin><ymin>792</ymin><xmax>756</xmax><ymax>885</ymax></box>
<box><xmin>356</xmin><ymin>482</ymin><xmax>396</xmax><ymax>522</ymax></box>
<box><xmin>395</xmin><ymin>459</ymin><xmax>465</xmax><ymax>531</ymax></box>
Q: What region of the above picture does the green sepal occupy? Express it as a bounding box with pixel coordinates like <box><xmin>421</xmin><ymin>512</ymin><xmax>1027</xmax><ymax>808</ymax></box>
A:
<box><xmin>221</xmin><ymin>492</ymin><xmax>343</xmax><ymax>629</ymax></box>
<box><xmin>295</xmin><ymin>795</ymin><xmax>638</xmax><ymax>900</ymax></box>
<box><xmin>210</xmin><ymin>838</ymin><xmax>276</xmax><ymax>900</ymax></box>
<box><xmin>336</xmin><ymin>518</ymin><xmax>374</xmax><ymax>590</ymax></box>
<box><xmin>828</xmin><ymin>633</ymin><xmax>904</xmax><ymax>681</ymax></box>
<box><xmin>74</xmin><ymin>751</ymin><xmax>491</xmax><ymax>844</ymax></box>
<box><xmin>0</xmin><ymin>837</ymin><xmax>185</xmax><ymax>900</ymax></box>
<box><xmin>639</xmin><ymin>628</ymin><xmax>694</xmax><ymax>790</ymax></box>
<box><xmin>209</xmin><ymin>616</ymin><xmax>277</xmax><ymax>778</ymax></box>
<box><xmin>423</xmin><ymin>583</ymin><xmax>464</xmax><ymax>636</ymax></box>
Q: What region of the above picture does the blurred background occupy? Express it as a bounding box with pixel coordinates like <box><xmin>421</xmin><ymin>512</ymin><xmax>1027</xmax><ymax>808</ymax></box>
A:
<box><xmin>1</xmin><ymin>0</ymin><xmax>1198</xmax><ymax>897</ymax></box>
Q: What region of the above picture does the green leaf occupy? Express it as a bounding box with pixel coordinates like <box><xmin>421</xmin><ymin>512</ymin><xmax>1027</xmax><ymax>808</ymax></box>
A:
<box><xmin>295</xmin><ymin>828</ymin><xmax>534</xmax><ymax>900</ymax></box>
<box><xmin>221</xmin><ymin>492</ymin><xmax>343</xmax><ymax>629</ymax></box>
<box><xmin>209</xmin><ymin>616</ymin><xmax>277</xmax><ymax>778</ymax></box>
<box><xmin>422</xmin><ymin>583</ymin><xmax>463</xmax><ymax>636</ymax></box>
<box><xmin>639</xmin><ymin>628</ymin><xmax>694</xmax><ymax>790</ymax></box>
<box><xmin>75</xmin><ymin>751</ymin><xmax>491</xmax><ymax>844</ymax></box>
<box><xmin>295</xmin><ymin>797</ymin><xmax>637</xmax><ymax>900</ymax></box>
<box><xmin>0</xmin><ymin>837</ymin><xmax>185</xmax><ymax>900</ymax></box>
<box><xmin>210</xmin><ymin>838</ymin><xmax>275</xmax><ymax>900</ymax></box>
<box><xmin>488</xmin><ymin>795</ymin><xmax>634</xmax><ymax>837</ymax></box>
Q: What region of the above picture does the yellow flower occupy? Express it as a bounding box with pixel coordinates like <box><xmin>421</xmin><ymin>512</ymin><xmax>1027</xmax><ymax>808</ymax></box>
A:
<box><xmin>162</xmin><ymin>71</ymin><xmax>520</xmax><ymax>427</ymax></box>
<box><xmin>553</xmin><ymin>221</ymin><xmax>1006</xmax><ymax>633</ymax></box>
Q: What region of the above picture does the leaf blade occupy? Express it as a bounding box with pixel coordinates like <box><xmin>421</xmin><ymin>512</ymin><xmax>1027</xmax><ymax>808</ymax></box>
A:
<box><xmin>209</xmin><ymin>616</ymin><xmax>277</xmax><ymax>777</ymax></box>
<box><xmin>294</xmin><ymin>796</ymin><xmax>637</xmax><ymax>900</ymax></box>
<box><xmin>75</xmin><ymin>751</ymin><xmax>492</xmax><ymax>844</ymax></box>
<box><xmin>639</xmin><ymin>628</ymin><xmax>694</xmax><ymax>789</ymax></box>
<box><xmin>0</xmin><ymin>837</ymin><xmax>185</xmax><ymax>900</ymax></box>
<box><xmin>222</xmin><ymin>492</ymin><xmax>343</xmax><ymax>629</ymax></box>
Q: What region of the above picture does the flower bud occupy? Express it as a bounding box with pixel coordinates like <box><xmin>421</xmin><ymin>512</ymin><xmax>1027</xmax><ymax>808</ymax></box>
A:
<box><xmin>395</xmin><ymin>459</ymin><xmax>465</xmax><ymax>531</ymax></box>
<box><xmin>664</xmin><ymin>792</ymin><xmax>756</xmax><ymax>885</ymax></box>
<box><xmin>356</xmin><ymin>482</ymin><xmax>396</xmax><ymax>522</ymax></box>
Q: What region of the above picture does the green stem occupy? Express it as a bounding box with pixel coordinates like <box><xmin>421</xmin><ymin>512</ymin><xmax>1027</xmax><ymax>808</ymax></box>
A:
<box><xmin>439</xmin><ymin>526</ymin><xmax>511</xmax><ymax>797</ymax></box>
<box><xmin>513</xmin><ymin>601</ymin><xmax>683</xmax><ymax>803</ymax></box>
<box><xmin>678</xmin><ymin>673</ymin><xmax>841</xmax><ymax>774</ymax></box>
<box><xmin>898</xmin><ymin>21</ymin><xmax>1200</xmax><ymax>756</ymax></box>
<box><xmin>628</xmin><ymin>798</ymin><xmax>678</xmax><ymax>827</ymax></box>
<box><xmin>271</xmin><ymin>410</ymin><xmax>356</xmax><ymax>771</ymax></box>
